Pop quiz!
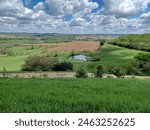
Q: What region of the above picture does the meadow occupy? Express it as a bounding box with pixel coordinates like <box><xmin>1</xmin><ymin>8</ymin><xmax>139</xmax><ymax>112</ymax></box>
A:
<box><xmin>0</xmin><ymin>78</ymin><xmax>150</xmax><ymax>113</ymax></box>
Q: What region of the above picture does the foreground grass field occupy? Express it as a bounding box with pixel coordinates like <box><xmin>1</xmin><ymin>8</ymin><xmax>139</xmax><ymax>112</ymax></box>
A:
<box><xmin>0</xmin><ymin>78</ymin><xmax>150</xmax><ymax>113</ymax></box>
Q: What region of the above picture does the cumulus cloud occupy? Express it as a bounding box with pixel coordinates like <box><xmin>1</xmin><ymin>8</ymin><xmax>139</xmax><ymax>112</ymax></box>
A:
<box><xmin>45</xmin><ymin>0</ymin><xmax>98</xmax><ymax>16</ymax></box>
<box><xmin>104</xmin><ymin>0</ymin><xmax>150</xmax><ymax>17</ymax></box>
<box><xmin>0</xmin><ymin>0</ymin><xmax>149</xmax><ymax>33</ymax></box>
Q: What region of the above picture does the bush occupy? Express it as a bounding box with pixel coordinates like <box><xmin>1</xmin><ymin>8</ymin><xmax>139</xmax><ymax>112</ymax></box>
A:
<box><xmin>22</xmin><ymin>56</ymin><xmax>59</xmax><ymax>71</ymax></box>
<box><xmin>87</xmin><ymin>63</ymin><xmax>98</xmax><ymax>74</ymax></box>
<box><xmin>96</xmin><ymin>65</ymin><xmax>104</xmax><ymax>78</ymax></box>
<box><xmin>108</xmin><ymin>66</ymin><xmax>124</xmax><ymax>77</ymax></box>
<box><xmin>90</xmin><ymin>55</ymin><xmax>101</xmax><ymax>61</ymax></box>
<box><xmin>126</xmin><ymin>64</ymin><xmax>142</xmax><ymax>76</ymax></box>
<box><xmin>99</xmin><ymin>40</ymin><xmax>106</xmax><ymax>46</ymax></box>
<box><xmin>134</xmin><ymin>53</ymin><xmax>150</xmax><ymax>75</ymax></box>
<box><xmin>76</xmin><ymin>67</ymin><xmax>87</xmax><ymax>78</ymax></box>
<box><xmin>89</xmin><ymin>52</ymin><xmax>101</xmax><ymax>61</ymax></box>
<box><xmin>69</xmin><ymin>50</ymin><xmax>75</xmax><ymax>57</ymax></box>
<box><xmin>53</xmin><ymin>61</ymin><xmax>73</xmax><ymax>71</ymax></box>
<box><xmin>0</xmin><ymin>48</ymin><xmax>15</xmax><ymax>56</ymax></box>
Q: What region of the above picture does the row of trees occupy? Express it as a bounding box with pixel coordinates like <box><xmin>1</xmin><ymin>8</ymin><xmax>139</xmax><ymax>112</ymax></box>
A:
<box><xmin>108</xmin><ymin>34</ymin><xmax>150</xmax><ymax>52</ymax></box>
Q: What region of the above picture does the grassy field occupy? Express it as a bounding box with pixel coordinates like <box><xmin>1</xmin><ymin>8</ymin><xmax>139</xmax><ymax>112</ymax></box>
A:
<box><xmin>0</xmin><ymin>43</ymin><xmax>143</xmax><ymax>72</ymax></box>
<box><xmin>0</xmin><ymin>78</ymin><xmax>150</xmax><ymax>113</ymax></box>
<box><xmin>1</xmin><ymin>34</ymin><xmax>146</xmax><ymax>72</ymax></box>
<box><xmin>0</xmin><ymin>34</ymin><xmax>150</xmax><ymax>113</ymax></box>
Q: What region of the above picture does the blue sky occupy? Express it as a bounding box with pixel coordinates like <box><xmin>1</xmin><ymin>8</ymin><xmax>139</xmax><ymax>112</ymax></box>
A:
<box><xmin>0</xmin><ymin>0</ymin><xmax>150</xmax><ymax>34</ymax></box>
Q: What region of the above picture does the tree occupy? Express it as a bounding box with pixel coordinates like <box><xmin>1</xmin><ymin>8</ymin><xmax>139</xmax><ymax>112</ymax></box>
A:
<box><xmin>22</xmin><ymin>56</ymin><xmax>59</xmax><ymax>71</ymax></box>
<box><xmin>96</xmin><ymin>65</ymin><xmax>104</xmax><ymax>78</ymax></box>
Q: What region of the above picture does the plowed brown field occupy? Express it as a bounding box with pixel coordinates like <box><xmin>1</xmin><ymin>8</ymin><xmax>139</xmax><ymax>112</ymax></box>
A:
<box><xmin>47</xmin><ymin>41</ymin><xmax>99</xmax><ymax>52</ymax></box>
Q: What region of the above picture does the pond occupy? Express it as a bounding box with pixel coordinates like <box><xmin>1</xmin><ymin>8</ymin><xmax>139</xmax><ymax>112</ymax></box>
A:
<box><xmin>69</xmin><ymin>54</ymin><xmax>90</xmax><ymax>61</ymax></box>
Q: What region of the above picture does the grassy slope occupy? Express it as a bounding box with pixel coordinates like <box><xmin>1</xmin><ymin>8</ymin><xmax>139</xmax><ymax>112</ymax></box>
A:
<box><xmin>0</xmin><ymin>78</ymin><xmax>150</xmax><ymax>113</ymax></box>
<box><xmin>100</xmin><ymin>44</ymin><xmax>142</xmax><ymax>66</ymax></box>
<box><xmin>0</xmin><ymin>43</ymin><xmax>143</xmax><ymax>71</ymax></box>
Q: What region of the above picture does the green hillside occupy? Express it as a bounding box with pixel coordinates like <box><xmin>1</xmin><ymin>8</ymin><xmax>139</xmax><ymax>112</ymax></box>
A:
<box><xmin>108</xmin><ymin>34</ymin><xmax>150</xmax><ymax>51</ymax></box>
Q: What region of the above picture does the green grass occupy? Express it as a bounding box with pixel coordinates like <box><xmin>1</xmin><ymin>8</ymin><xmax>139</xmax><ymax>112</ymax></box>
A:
<box><xmin>0</xmin><ymin>78</ymin><xmax>150</xmax><ymax>113</ymax></box>
<box><xmin>0</xmin><ymin>56</ymin><xmax>26</xmax><ymax>71</ymax></box>
<box><xmin>99</xmin><ymin>44</ymin><xmax>143</xmax><ymax>66</ymax></box>
<box><xmin>0</xmin><ymin>43</ymin><xmax>144</xmax><ymax>72</ymax></box>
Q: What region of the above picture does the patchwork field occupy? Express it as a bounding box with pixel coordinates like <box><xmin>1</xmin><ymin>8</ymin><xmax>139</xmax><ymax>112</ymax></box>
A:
<box><xmin>0</xmin><ymin>34</ymin><xmax>144</xmax><ymax>72</ymax></box>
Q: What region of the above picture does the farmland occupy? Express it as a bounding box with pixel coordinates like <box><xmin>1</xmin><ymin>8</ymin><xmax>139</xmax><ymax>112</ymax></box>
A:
<box><xmin>0</xmin><ymin>33</ymin><xmax>150</xmax><ymax>113</ymax></box>
<box><xmin>0</xmin><ymin>34</ymin><xmax>144</xmax><ymax>72</ymax></box>
<box><xmin>0</xmin><ymin>78</ymin><xmax>150</xmax><ymax>113</ymax></box>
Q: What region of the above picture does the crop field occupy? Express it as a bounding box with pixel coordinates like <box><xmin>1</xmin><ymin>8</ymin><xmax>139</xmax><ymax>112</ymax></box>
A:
<box><xmin>0</xmin><ymin>78</ymin><xmax>150</xmax><ymax>113</ymax></box>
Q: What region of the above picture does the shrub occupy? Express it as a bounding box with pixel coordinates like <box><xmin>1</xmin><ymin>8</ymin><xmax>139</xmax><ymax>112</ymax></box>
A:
<box><xmin>69</xmin><ymin>50</ymin><xmax>75</xmax><ymax>57</ymax></box>
<box><xmin>76</xmin><ymin>67</ymin><xmax>87</xmax><ymax>78</ymax></box>
<box><xmin>126</xmin><ymin>65</ymin><xmax>142</xmax><ymax>76</ymax></box>
<box><xmin>96</xmin><ymin>65</ymin><xmax>104</xmax><ymax>78</ymax></box>
<box><xmin>53</xmin><ymin>61</ymin><xmax>73</xmax><ymax>71</ymax></box>
<box><xmin>99</xmin><ymin>40</ymin><xmax>106</xmax><ymax>46</ymax></box>
<box><xmin>22</xmin><ymin>56</ymin><xmax>59</xmax><ymax>71</ymax></box>
<box><xmin>89</xmin><ymin>52</ymin><xmax>101</xmax><ymax>61</ymax></box>
<box><xmin>90</xmin><ymin>55</ymin><xmax>101</xmax><ymax>61</ymax></box>
<box><xmin>108</xmin><ymin>67</ymin><xmax>124</xmax><ymax>77</ymax></box>
<box><xmin>0</xmin><ymin>48</ymin><xmax>15</xmax><ymax>56</ymax></box>
<box><xmin>87</xmin><ymin>63</ymin><xmax>98</xmax><ymax>74</ymax></box>
<box><xmin>134</xmin><ymin>53</ymin><xmax>150</xmax><ymax>75</ymax></box>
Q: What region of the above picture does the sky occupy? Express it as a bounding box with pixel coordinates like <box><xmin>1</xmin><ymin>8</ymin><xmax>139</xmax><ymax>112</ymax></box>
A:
<box><xmin>0</xmin><ymin>0</ymin><xmax>150</xmax><ymax>34</ymax></box>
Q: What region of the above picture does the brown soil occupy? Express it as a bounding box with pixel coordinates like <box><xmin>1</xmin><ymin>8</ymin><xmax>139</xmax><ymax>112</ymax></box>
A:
<box><xmin>19</xmin><ymin>41</ymin><xmax>99</xmax><ymax>52</ymax></box>
<box><xmin>47</xmin><ymin>41</ymin><xmax>99</xmax><ymax>52</ymax></box>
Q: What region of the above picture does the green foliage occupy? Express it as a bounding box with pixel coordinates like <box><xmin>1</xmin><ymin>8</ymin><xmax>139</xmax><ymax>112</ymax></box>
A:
<box><xmin>87</xmin><ymin>63</ymin><xmax>98</xmax><ymax>74</ymax></box>
<box><xmin>126</xmin><ymin>63</ymin><xmax>142</xmax><ymax>76</ymax></box>
<box><xmin>53</xmin><ymin>61</ymin><xmax>73</xmax><ymax>71</ymax></box>
<box><xmin>22</xmin><ymin>56</ymin><xmax>59</xmax><ymax>71</ymax></box>
<box><xmin>134</xmin><ymin>53</ymin><xmax>150</xmax><ymax>76</ymax></box>
<box><xmin>0</xmin><ymin>48</ymin><xmax>15</xmax><ymax>56</ymax></box>
<box><xmin>76</xmin><ymin>67</ymin><xmax>87</xmax><ymax>78</ymax></box>
<box><xmin>134</xmin><ymin>53</ymin><xmax>150</xmax><ymax>62</ymax></box>
<box><xmin>99</xmin><ymin>39</ymin><xmax>106</xmax><ymax>46</ymax></box>
<box><xmin>96</xmin><ymin>65</ymin><xmax>104</xmax><ymax>78</ymax></box>
<box><xmin>108</xmin><ymin>66</ymin><xmax>124</xmax><ymax>77</ymax></box>
<box><xmin>88</xmin><ymin>52</ymin><xmax>101</xmax><ymax>61</ymax></box>
<box><xmin>69</xmin><ymin>50</ymin><xmax>75</xmax><ymax>57</ymax></box>
<box><xmin>108</xmin><ymin>34</ymin><xmax>150</xmax><ymax>51</ymax></box>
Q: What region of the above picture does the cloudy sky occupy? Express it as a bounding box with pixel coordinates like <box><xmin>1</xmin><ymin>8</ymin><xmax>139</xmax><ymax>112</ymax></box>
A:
<box><xmin>0</xmin><ymin>0</ymin><xmax>150</xmax><ymax>34</ymax></box>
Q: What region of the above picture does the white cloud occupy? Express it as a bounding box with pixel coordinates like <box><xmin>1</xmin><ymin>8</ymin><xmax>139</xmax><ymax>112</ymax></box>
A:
<box><xmin>33</xmin><ymin>2</ymin><xmax>44</xmax><ymax>12</ymax></box>
<box><xmin>45</xmin><ymin>0</ymin><xmax>98</xmax><ymax>16</ymax></box>
<box><xmin>0</xmin><ymin>0</ymin><xmax>149</xmax><ymax>33</ymax></box>
<box><xmin>104</xmin><ymin>0</ymin><xmax>150</xmax><ymax>17</ymax></box>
